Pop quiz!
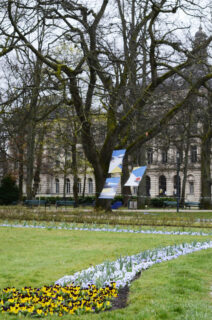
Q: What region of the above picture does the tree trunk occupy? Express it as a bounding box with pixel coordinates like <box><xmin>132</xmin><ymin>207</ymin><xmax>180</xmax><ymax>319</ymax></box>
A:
<box><xmin>136</xmin><ymin>148</ymin><xmax>146</xmax><ymax>209</ymax></box>
<box><xmin>200</xmin><ymin>135</ymin><xmax>211</xmax><ymax>208</ymax></box>
<box><xmin>1</xmin><ymin>143</ymin><xmax>8</xmax><ymax>177</ymax></box>
<box><xmin>200</xmin><ymin>91</ymin><xmax>212</xmax><ymax>209</ymax></box>
<box><xmin>26</xmin><ymin>121</ymin><xmax>36</xmax><ymax>199</ymax></box>
<box><xmin>80</xmin><ymin>124</ymin><xmax>116</xmax><ymax>211</ymax></box>
<box><xmin>71</xmin><ymin>140</ymin><xmax>78</xmax><ymax>206</ymax></box>
<box><xmin>180</xmin><ymin>136</ymin><xmax>190</xmax><ymax>207</ymax></box>
<box><xmin>26</xmin><ymin>58</ymin><xmax>42</xmax><ymax>199</ymax></box>
<box><xmin>18</xmin><ymin>150</ymin><xmax>24</xmax><ymax>201</ymax></box>
<box><xmin>137</xmin><ymin>172</ymin><xmax>146</xmax><ymax>209</ymax></box>
<box><xmin>32</xmin><ymin>127</ymin><xmax>45</xmax><ymax>198</ymax></box>
<box><xmin>82</xmin><ymin>170</ymin><xmax>87</xmax><ymax>198</ymax></box>
<box><xmin>94</xmin><ymin>172</ymin><xmax>112</xmax><ymax>212</ymax></box>
<box><xmin>16</xmin><ymin>135</ymin><xmax>25</xmax><ymax>201</ymax></box>
<box><xmin>63</xmin><ymin>173</ymin><xmax>66</xmax><ymax>199</ymax></box>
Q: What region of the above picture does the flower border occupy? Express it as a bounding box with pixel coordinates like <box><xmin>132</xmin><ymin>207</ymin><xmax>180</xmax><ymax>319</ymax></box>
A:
<box><xmin>1</xmin><ymin>222</ymin><xmax>211</xmax><ymax>236</ymax></box>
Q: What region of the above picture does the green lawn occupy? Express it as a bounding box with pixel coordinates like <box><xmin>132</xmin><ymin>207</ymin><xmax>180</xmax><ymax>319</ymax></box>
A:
<box><xmin>0</xmin><ymin>226</ymin><xmax>212</xmax><ymax>319</ymax></box>
<box><xmin>1</xmin><ymin>205</ymin><xmax>212</xmax><ymax>228</ymax></box>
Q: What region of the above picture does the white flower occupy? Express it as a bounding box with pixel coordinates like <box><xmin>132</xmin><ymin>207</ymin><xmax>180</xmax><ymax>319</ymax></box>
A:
<box><xmin>55</xmin><ymin>240</ymin><xmax>212</xmax><ymax>288</ymax></box>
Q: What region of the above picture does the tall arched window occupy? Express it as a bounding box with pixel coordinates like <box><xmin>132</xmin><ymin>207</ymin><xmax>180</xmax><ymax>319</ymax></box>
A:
<box><xmin>133</xmin><ymin>187</ymin><xmax>138</xmax><ymax>195</ymax></box>
<box><xmin>77</xmin><ymin>178</ymin><xmax>82</xmax><ymax>194</ymax></box>
<box><xmin>159</xmin><ymin>175</ymin><xmax>166</xmax><ymax>195</ymax></box>
<box><xmin>55</xmin><ymin>178</ymin><xmax>60</xmax><ymax>194</ymax></box>
<box><xmin>38</xmin><ymin>184</ymin><xmax>41</xmax><ymax>193</ymax></box>
<box><xmin>66</xmin><ymin>178</ymin><xmax>70</xmax><ymax>194</ymax></box>
<box><xmin>174</xmin><ymin>175</ymin><xmax>181</xmax><ymax>197</ymax></box>
<box><xmin>190</xmin><ymin>145</ymin><xmax>197</xmax><ymax>163</ymax></box>
<box><xmin>88</xmin><ymin>178</ymin><xmax>93</xmax><ymax>194</ymax></box>
<box><xmin>188</xmin><ymin>175</ymin><xmax>194</xmax><ymax>194</ymax></box>
<box><xmin>161</xmin><ymin>149</ymin><xmax>168</xmax><ymax>164</ymax></box>
<box><xmin>146</xmin><ymin>175</ymin><xmax>151</xmax><ymax>196</ymax></box>
<box><xmin>147</xmin><ymin>148</ymin><xmax>153</xmax><ymax>164</ymax></box>
<box><xmin>189</xmin><ymin>181</ymin><xmax>194</xmax><ymax>194</ymax></box>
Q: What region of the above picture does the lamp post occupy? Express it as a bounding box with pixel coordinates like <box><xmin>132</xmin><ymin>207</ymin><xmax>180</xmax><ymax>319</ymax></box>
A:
<box><xmin>176</xmin><ymin>152</ymin><xmax>181</xmax><ymax>213</ymax></box>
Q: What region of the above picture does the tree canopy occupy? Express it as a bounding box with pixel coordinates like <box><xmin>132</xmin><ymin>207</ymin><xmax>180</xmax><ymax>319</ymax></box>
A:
<box><xmin>0</xmin><ymin>0</ymin><xmax>212</xmax><ymax>209</ymax></box>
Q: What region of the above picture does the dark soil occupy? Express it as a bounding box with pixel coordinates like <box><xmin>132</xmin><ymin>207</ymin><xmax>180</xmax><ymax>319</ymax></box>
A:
<box><xmin>110</xmin><ymin>271</ymin><xmax>141</xmax><ymax>310</ymax></box>
<box><xmin>110</xmin><ymin>285</ymin><xmax>130</xmax><ymax>310</ymax></box>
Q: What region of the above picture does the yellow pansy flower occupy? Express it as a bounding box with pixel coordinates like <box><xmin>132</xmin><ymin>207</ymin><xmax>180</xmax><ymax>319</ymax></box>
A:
<box><xmin>36</xmin><ymin>309</ymin><xmax>43</xmax><ymax>315</ymax></box>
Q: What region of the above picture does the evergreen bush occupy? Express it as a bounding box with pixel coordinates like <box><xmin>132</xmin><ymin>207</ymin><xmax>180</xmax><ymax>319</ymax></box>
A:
<box><xmin>0</xmin><ymin>174</ymin><xmax>19</xmax><ymax>205</ymax></box>
<box><xmin>150</xmin><ymin>197</ymin><xmax>176</xmax><ymax>208</ymax></box>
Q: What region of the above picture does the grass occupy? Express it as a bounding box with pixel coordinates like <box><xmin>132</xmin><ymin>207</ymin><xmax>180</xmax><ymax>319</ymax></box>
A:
<box><xmin>74</xmin><ymin>250</ymin><xmax>212</xmax><ymax>320</ymax></box>
<box><xmin>0</xmin><ymin>226</ymin><xmax>212</xmax><ymax>319</ymax></box>
<box><xmin>126</xmin><ymin>250</ymin><xmax>212</xmax><ymax>320</ymax></box>
<box><xmin>0</xmin><ymin>205</ymin><xmax>212</xmax><ymax>228</ymax></box>
<box><xmin>1</xmin><ymin>219</ymin><xmax>212</xmax><ymax>238</ymax></box>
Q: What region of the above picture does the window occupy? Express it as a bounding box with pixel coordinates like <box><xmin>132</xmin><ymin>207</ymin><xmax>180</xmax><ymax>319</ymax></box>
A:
<box><xmin>188</xmin><ymin>175</ymin><xmax>194</xmax><ymax>194</ymax></box>
<box><xmin>191</xmin><ymin>145</ymin><xmax>197</xmax><ymax>163</ymax></box>
<box><xmin>161</xmin><ymin>150</ymin><xmax>168</xmax><ymax>164</ymax></box>
<box><xmin>77</xmin><ymin>178</ymin><xmax>82</xmax><ymax>194</ymax></box>
<box><xmin>146</xmin><ymin>175</ymin><xmax>151</xmax><ymax>196</ymax></box>
<box><xmin>55</xmin><ymin>178</ymin><xmax>60</xmax><ymax>194</ymax></box>
<box><xmin>133</xmin><ymin>187</ymin><xmax>138</xmax><ymax>195</ymax></box>
<box><xmin>159</xmin><ymin>175</ymin><xmax>166</xmax><ymax>195</ymax></box>
<box><xmin>189</xmin><ymin>181</ymin><xmax>194</xmax><ymax>194</ymax></box>
<box><xmin>147</xmin><ymin>148</ymin><xmax>153</xmax><ymax>164</ymax></box>
<box><xmin>88</xmin><ymin>178</ymin><xmax>93</xmax><ymax>194</ymax></box>
<box><xmin>66</xmin><ymin>178</ymin><xmax>70</xmax><ymax>194</ymax></box>
<box><xmin>176</xmin><ymin>150</ymin><xmax>182</xmax><ymax>164</ymax></box>
<box><xmin>38</xmin><ymin>184</ymin><xmax>41</xmax><ymax>193</ymax></box>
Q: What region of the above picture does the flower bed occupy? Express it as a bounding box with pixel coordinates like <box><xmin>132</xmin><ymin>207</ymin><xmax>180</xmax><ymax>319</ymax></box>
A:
<box><xmin>1</xmin><ymin>223</ymin><xmax>212</xmax><ymax>317</ymax></box>
<box><xmin>1</xmin><ymin>222</ymin><xmax>212</xmax><ymax>236</ymax></box>
<box><xmin>56</xmin><ymin>241</ymin><xmax>212</xmax><ymax>288</ymax></box>
<box><xmin>0</xmin><ymin>283</ymin><xmax>117</xmax><ymax>317</ymax></box>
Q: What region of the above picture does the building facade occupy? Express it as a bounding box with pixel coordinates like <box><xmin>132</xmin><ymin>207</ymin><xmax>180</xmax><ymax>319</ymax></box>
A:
<box><xmin>30</xmin><ymin>141</ymin><xmax>207</xmax><ymax>203</ymax></box>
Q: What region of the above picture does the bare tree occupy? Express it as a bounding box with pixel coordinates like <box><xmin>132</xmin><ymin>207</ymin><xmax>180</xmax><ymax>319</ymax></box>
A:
<box><xmin>1</xmin><ymin>0</ymin><xmax>212</xmax><ymax>210</ymax></box>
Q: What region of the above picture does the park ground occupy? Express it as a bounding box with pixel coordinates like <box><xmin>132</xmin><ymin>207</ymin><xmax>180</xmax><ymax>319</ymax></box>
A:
<box><xmin>0</xmin><ymin>206</ymin><xmax>212</xmax><ymax>319</ymax></box>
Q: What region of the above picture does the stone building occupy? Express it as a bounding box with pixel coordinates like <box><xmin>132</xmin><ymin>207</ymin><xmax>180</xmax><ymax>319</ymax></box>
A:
<box><xmin>28</xmin><ymin>140</ymin><xmax>204</xmax><ymax>202</ymax></box>
<box><xmin>142</xmin><ymin>144</ymin><xmax>202</xmax><ymax>201</ymax></box>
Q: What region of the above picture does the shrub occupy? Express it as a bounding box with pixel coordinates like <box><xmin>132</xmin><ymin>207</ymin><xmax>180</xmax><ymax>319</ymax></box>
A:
<box><xmin>78</xmin><ymin>196</ymin><xmax>95</xmax><ymax>204</ymax></box>
<box><xmin>150</xmin><ymin>197</ymin><xmax>176</xmax><ymax>208</ymax></box>
<box><xmin>200</xmin><ymin>199</ymin><xmax>212</xmax><ymax>209</ymax></box>
<box><xmin>35</xmin><ymin>196</ymin><xmax>64</xmax><ymax>204</ymax></box>
<box><xmin>112</xmin><ymin>195</ymin><xmax>124</xmax><ymax>204</ymax></box>
<box><xmin>0</xmin><ymin>174</ymin><xmax>19</xmax><ymax>205</ymax></box>
<box><xmin>150</xmin><ymin>198</ymin><xmax>164</xmax><ymax>207</ymax></box>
